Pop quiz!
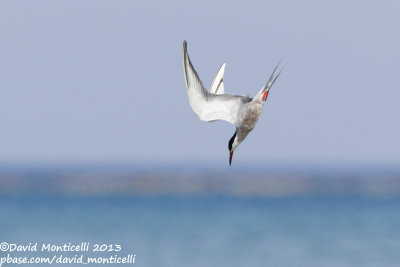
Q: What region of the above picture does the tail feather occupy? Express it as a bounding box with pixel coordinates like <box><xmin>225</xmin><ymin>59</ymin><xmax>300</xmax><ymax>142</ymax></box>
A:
<box><xmin>258</xmin><ymin>60</ymin><xmax>284</xmax><ymax>97</ymax></box>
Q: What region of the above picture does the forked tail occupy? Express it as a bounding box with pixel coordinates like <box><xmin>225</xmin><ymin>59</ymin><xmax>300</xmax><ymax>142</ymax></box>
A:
<box><xmin>258</xmin><ymin>60</ymin><xmax>283</xmax><ymax>101</ymax></box>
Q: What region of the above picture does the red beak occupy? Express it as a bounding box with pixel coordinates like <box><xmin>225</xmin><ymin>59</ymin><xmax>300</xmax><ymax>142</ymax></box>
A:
<box><xmin>229</xmin><ymin>150</ymin><xmax>234</xmax><ymax>166</ymax></box>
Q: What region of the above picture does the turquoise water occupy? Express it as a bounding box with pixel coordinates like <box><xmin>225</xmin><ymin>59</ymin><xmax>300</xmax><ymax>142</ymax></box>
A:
<box><xmin>1</xmin><ymin>196</ymin><xmax>400</xmax><ymax>266</ymax></box>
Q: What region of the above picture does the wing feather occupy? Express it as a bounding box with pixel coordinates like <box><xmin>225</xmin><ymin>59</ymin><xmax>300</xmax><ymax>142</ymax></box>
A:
<box><xmin>210</xmin><ymin>63</ymin><xmax>226</xmax><ymax>94</ymax></box>
<box><xmin>183</xmin><ymin>41</ymin><xmax>243</xmax><ymax>126</ymax></box>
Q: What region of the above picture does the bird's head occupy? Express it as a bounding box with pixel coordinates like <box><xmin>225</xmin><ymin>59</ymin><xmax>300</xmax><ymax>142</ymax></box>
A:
<box><xmin>228</xmin><ymin>132</ymin><xmax>239</xmax><ymax>166</ymax></box>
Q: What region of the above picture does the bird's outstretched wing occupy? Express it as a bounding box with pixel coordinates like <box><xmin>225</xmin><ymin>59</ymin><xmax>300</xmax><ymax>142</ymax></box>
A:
<box><xmin>210</xmin><ymin>63</ymin><xmax>225</xmax><ymax>94</ymax></box>
<box><xmin>183</xmin><ymin>41</ymin><xmax>245</xmax><ymax>126</ymax></box>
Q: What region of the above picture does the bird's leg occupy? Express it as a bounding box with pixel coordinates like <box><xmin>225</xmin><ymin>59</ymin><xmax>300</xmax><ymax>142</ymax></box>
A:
<box><xmin>262</xmin><ymin>90</ymin><xmax>269</xmax><ymax>101</ymax></box>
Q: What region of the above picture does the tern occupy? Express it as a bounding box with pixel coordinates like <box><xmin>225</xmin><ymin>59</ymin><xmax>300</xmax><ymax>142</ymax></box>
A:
<box><xmin>183</xmin><ymin>41</ymin><xmax>281</xmax><ymax>165</ymax></box>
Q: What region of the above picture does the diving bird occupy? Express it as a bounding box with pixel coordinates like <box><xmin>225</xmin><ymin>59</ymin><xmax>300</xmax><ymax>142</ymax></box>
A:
<box><xmin>183</xmin><ymin>41</ymin><xmax>281</xmax><ymax>165</ymax></box>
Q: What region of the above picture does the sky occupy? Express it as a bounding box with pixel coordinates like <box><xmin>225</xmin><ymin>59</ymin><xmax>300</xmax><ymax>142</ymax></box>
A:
<box><xmin>1</xmin><ymin>0</ymin><xmax>400</xmax><ymax>167</ymax></box>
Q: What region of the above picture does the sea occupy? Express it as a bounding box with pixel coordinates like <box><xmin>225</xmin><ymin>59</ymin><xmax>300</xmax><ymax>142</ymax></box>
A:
<box><xmin>1</xmin><ymin>195</ymin><xmax>400</xmax><ymax>266</ymax></box>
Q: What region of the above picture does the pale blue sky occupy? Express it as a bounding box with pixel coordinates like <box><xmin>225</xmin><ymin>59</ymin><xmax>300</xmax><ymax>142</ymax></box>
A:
<box><xmin>1</xmin><ymin>1</ymin><xmax>399</xmax><ymax>166</ymax></box>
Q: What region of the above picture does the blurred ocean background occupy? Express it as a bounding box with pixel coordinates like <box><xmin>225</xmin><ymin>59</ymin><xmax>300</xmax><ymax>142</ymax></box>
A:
<box><xmin>1</xmin><ymin>164</ymin><xmax>400</xmax><ymax>267</ymax></box>
<box><xmin>2</xmin><ymin>1</ymin><xmax>400</xmax><ymax>266</ymax></box>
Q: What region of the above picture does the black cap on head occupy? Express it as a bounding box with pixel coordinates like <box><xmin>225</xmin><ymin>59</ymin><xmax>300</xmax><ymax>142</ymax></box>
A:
<box><xmin>228</xmin><ymin>132</ymin><xmax>236</xmax><ymax>151</ymax></box>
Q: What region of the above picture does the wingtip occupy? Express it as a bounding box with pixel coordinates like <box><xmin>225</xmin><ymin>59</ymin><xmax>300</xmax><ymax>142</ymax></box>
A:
<box><xmin>183</xmin><ymin>40</ymin><xmax>189</xmax><ymax>88</ymax></box>
<box><xmin>183</xmin><ymin>41</ymin><xmax>189</xmax><ymax>60</ymax></box>
<box><xmin>221</xmin><ymin>62</ymin><xmax>227</xmax><ymax>72</ymax></box>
